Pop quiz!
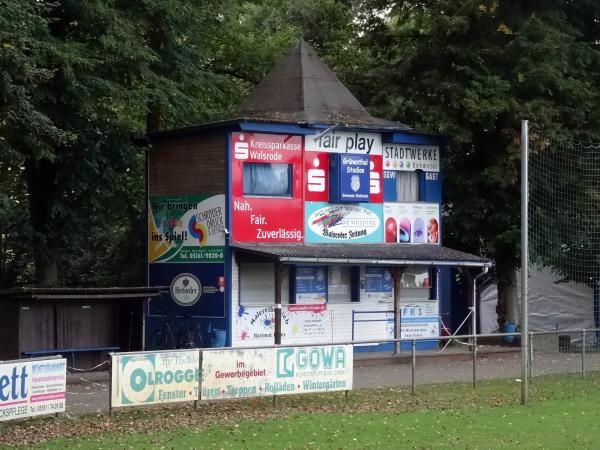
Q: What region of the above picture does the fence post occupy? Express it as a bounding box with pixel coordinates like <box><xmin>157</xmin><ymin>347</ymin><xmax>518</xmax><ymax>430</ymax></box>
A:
<box><xmin>108</xmin><ymin>353</ymin><xmax>113</xmax><ymax>417</ymax></box>
<box><xmin>411</xmin><ymin>339</ymin><xmax>416</xmax><ymax>395</ymax></box>
<box><xmin>472</xmin><ymin>334</ymin><xmax>477</xmax><ymax>389</ymax></box>
<box><xmin>528</xmin><ymin>332</ymin><xmax>533</xmax><ymax>382</ymax></box>
<box><xmin>582</xmin><ymin>329</ymin><xmax>586</xmax><ymax>378</ymax></box>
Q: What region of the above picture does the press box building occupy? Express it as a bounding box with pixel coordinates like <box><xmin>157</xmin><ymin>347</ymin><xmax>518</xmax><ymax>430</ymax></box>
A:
<box><xmin>146</xmin><ymin>41</ymin><xmax>489</xmax><ymax>352</ymax></box>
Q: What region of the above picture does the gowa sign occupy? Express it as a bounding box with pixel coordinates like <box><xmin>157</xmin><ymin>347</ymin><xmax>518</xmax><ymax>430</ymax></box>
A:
<box><xmin>111</xmin><ymin>351</ymin><xmax>200</xmax><ymax>407</ymax></box>
<box><xmin>0</xmin><ymin>358</ymin><xmax>66</xmax><ymax>422</ymax></box>
<box><xmin>201</xmin><ymin>345</ymin><xmax>353</xmax><ymax>400</ymax></box>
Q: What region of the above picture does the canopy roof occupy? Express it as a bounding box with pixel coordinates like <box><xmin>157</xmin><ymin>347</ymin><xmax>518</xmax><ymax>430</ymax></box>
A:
<box><xmin>0</xmin><ymin>286</ymin><xmax>168</xmax><ymax>301</ymax></box>
<box><xmin>232</xmin><ymin>243</ymin><xmax>490</xmax><ymax>268</ymax></box>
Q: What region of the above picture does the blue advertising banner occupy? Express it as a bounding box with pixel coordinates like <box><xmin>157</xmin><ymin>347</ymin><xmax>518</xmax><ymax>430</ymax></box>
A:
<box><xmin>305</xmin><ymin>202</ymin><xmax>383</xmax><ymax>244</ymax></box>
<box><xmin>295</xmin><ymin>266</ymin><xmax>327</xmax><ymax>303</ymax></box>
<box><xmin>148</xmin><ymin>263</ymin><xmax>225</xmax><ymax>318</ymax></box>
<box><xmin>329</xmin><ymin>153</ymin><xmax>370</xmax><ymax>203</ymax></box>
<box><xmin>365</xmin><ymin>267</ymin><xmax>393</xmax><ymax>293</ymax></box>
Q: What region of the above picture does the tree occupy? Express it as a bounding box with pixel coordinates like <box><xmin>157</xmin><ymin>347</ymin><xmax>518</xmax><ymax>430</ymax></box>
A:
<box><xmin>0</xmin><ymin>0</ymin><xmax>309</xmax><ymax>287</ymax></box>
<box><xmin>355</xmin><ymin>1</ymin><xmax>600</xmax><ymax>326</ymax></box>
<box><xmin>0</xmin><ymin>1</ymin><xmax>245</xmax><ymax>287</ymax></box>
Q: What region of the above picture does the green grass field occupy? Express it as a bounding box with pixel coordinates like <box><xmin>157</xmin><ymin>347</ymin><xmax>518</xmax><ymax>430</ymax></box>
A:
<box><xmin>3</xmin><ymin>373</ymin><xmax>600</xmax><ymax>449</ymax></box>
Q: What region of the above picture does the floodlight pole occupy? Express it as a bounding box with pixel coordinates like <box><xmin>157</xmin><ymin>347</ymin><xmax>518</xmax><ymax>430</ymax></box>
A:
<box><xmin>520</xmin><ymin>120</ymin><xmax>529</xmax><ymax>405</ymax></box>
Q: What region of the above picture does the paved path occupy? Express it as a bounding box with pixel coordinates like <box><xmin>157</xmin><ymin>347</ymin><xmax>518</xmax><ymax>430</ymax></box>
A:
<box><xmin>64</xmin><ymin>346</ymin><xmax>600</xmax><ymax>416</ymax></box>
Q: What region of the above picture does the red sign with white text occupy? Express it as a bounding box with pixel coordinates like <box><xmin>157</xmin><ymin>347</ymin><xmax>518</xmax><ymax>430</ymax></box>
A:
<box><xmin>231</xmin><ymin>133</ymin><xmax>304</xmax><ymax>243</ymax></box>
<box><xmin>369</xmin><ymin>155</ymin><xmax>383</xmax><ymax>203</ymax></box>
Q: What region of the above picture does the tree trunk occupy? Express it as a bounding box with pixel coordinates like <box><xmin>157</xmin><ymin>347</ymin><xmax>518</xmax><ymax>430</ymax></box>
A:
<box><xmin>496</xmin><ymin>260</ymin><xmax>519</xmax><ymax>328</ymax></box>
<box><xmin>25</xmin><ymin>158</ymin><xmax>59</xmax><ymax>287</ymax></box>
<box><xmin>146</xmin><ymin>100</ymin><xmax>162</xmax><ymax>134</ymax></box>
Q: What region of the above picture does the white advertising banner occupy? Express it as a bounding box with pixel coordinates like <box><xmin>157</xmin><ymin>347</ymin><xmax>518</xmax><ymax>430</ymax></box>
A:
<box><xmin>305</xmin><ymin>131</ymin><xmax>382</xmax><ymax>155</ymax></box>
<box><xmin>201</xmin><ymin>345</ymin><xmax>353</xmax><ymax>400</ymax></box>
<box><xmin>111</xmin><ymin>350</ymin><xmax>200</xmax><ymax>407</ymax></box>
<box><xmin>383</xmin><ymin>144</ymin><xmax>439</xmax><ymax>172</ymax></box>
<box><xmin>386</xmin><ymin>301</ymin><xmax>440</xmax><ymax>339</ymax></box>
<box><xmin>233</xmin><ymin>305</ymin><xmax>334</xmax><ymax>346</ymax></box>
<box><xmin>0</xmin><ymin>358</ymin><xmax>66</xmax><ymax>421</ymax></box>
<box><xmin>383</xmin><ymin>202</ymin><xmax>440</xmax><ymax>244</ymax></box>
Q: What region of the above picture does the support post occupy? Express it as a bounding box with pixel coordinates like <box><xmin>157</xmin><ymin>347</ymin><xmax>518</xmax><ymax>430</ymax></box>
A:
<box><xmin>392</xmin><ymin>267</ymin><xmax>406</xmax><ymax>355</ymax></box>
<box><xmin>520</xmin><ymin>119</ymin><xmax>529</xmax><ymax>405</ymax></box>
<box><xmin>528</xmin><ymin>332</ymin><xmax>533</xmax><ymax>381</ymax></box>
<box><xmin>411</xmin><ymin>339</ymin><xmax>416</xmax><ymax>395</ymax></box>
<box><xmin>108</xmin><ymin>353</ymin><xmax>113</xmax><ymax>417</ymax></box>
<box><xmin>472</xmin><ymin>333</ymin><xmax>477</xmax><ymax>389</ymax></box>
<box><xmin>582</xmin><ymin>329</ymin><xmax>586</xmax><ymax>378</ymax></box>
<box><xmin>274</xmin><ymin>262</ymin><xmax>282</xmax><ymax>345</ymax></box>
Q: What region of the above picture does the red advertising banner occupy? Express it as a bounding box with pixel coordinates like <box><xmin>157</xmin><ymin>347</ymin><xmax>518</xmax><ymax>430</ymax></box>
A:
<box><xmin>369</xmin><ymin>155</ymin><xmax>383</xmax><ymax>203</ymax></box>
<box><xmin>304</xmin><ymin>152</ymin><xmax>329</xmax><ymax>202</ymax></box>
<box><xmin>231</xmin><ymin>133</ymin><xmax>304</xmax><ymax>243</ymax></box>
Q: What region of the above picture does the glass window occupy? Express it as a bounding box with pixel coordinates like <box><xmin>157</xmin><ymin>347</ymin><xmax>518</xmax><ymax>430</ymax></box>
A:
<box><xmin>399</xmin><ymin>265</ymin><xmax>432</xmax><ymax>300</ymax></box>
<box><xmin>395</xmin><ymin>171</ymin><xmax>419</xmax><ymax>202</ymax></box>
<box><xmin>328</xmin><ymin>266</ymin><xmax>354</xmax><ymax>303</ymax></box>
<box><xmin>243</xmin><ymin>163</ymin><xmax>292</xmax><ymax>197</ymax></box>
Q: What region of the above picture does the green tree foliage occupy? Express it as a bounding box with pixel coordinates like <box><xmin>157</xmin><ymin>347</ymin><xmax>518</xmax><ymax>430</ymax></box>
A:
<box><xmin>0</xmin><ymin>0</ymin><xmax>288</xmax><ymax>287</ymax></box>
<box><xmin>353</xmin><ymin>1</ymin><xmax>600</xmax><ymax>325</ymax></box>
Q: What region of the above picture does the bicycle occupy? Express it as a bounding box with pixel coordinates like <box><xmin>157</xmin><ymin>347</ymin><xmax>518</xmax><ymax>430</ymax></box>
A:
<box><xmin>149</xmin><ymin>314</ymin><xmax>178</xmax><ymax>350</ymax></box>
<box><xmin>177</xmin><ymin>315</ymin><xmax>204</xmax><ymax>349</ymax></box>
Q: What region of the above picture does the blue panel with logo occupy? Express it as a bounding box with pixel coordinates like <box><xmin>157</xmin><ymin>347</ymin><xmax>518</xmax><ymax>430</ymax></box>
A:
<box><xmin>329</xmin><ymin>153</ymin><xmax>370</xmax><ymax>203</ymax></box>
<box><xmin>148</xmin><ymin>263</ymin><xmax>225</xmax><ymax>318</ymax></box>
<box><xmin>146</xmin><ymin>262</ymin><xmax>227</xmax><ymax>350</ymax></box>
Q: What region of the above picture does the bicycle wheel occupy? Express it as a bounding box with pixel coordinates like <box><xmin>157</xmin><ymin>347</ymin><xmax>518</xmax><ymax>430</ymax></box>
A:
<box><xmin>150</xmin><ymin>327</ymin><xmax>168</xmax><ymax>350</ymax></box>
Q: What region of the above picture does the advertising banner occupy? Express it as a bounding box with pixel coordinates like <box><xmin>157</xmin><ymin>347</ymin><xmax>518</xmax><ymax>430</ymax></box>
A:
<box><xmin>295</xmin><ymin>266</ymin><xmax>327</xmax><ymax>304</ymax></box>
<box><xmin>233</xmin><ymin>305</ymin><xmax>333</xmax><ymax>346</ymax></box>
<box><xmin>148</xmin><ymin>195</ymin><xmax>225</xmax><ymax>263</ymax></box>
<box><xmin>305</xmin><ymin>202</ymin><xmax>383</xmax><ymax>243</ymax></box>
<box><xmin>231</xmin><ymin>132</ymin><xmax>304</xmax><ymax>243</ymax></box>
<box><xmin>0</xmin><ymin>358</ymin><xmax>66</xmax><ymax>422</ymax></box>
<box><xmin>305</xmin><ymin>153</ymin><xmax>383</xmax><ymax>204</ymax></box>
<box><xmin>148</xmin><ymin>263</ymin><xmax>225</xmax><ymax>318</ymax></box>
<box><xmin>111</xmin><ymin>351</ymin><xmax>200</xmax><ymax>407</ymax></box>
<box><xmin>385</xmin><ymin>301</ymin><xmax>439</xmax><ymax>339</ymax></box>
<box><xmin>364</xmin><ymin>267</ymin><xmax>393</xmax><ymax>302</ymax></box>
<box><xmin>305</xmin><ymin>131</ymin><xmax>382</xmax><ymax>155</ymax></box>
<box><xmin>383</xmin><ymin>144</ymin><xmax>440</xmax><ymax>172</ymax></box>
<box><xmin>201</xmin><ymin>345</ymin><xmax>352</xmax><ymax>400</ymax></box>
<box><xmin>329</xmin><ymin>153</ymin><xmax>370</xmax><ymax>203</ymax></box>
<box><xmin>383</xmin><ymin>202</ymin><xmax>440</xmax><ymax>244</ymax></box>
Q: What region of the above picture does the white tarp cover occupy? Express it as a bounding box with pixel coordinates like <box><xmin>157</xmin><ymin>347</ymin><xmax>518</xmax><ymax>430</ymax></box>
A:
<box><xmin>477</xmin><ymin>267</ymin><xmax>594</xmax><ymax>332</ymax></box>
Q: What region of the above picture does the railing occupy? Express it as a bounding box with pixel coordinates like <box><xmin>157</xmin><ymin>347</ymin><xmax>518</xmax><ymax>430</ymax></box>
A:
<box><xmin>6</xmin><ymin>328</ymin><xmax>600</xmax><ymax>420</ymax></box>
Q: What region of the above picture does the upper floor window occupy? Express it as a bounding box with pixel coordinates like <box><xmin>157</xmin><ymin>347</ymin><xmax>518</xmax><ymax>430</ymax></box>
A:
<box><xmin>395</xmin><ymin>170</ymin><xmax>419</xmax><ymax>202</ymax></box>
<box><xmin>243</xmin><ymin>163</ymin><xmax>292</xmax><ymax>197</ymax></box>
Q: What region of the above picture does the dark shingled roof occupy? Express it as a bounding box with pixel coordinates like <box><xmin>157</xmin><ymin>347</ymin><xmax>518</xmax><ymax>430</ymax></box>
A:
<box><xmin>238</xmin><ymin>40</ymin><xmax>410</xmax><ymax>130</ymax></box>
<box><xmin>232</xmin><ymin>243</ymin><xmax>490</xmax><ymax>267</ymax></box>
